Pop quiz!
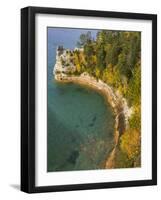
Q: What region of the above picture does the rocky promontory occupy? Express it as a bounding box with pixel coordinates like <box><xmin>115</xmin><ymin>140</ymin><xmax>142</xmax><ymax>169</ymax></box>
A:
<box><xmin>53</xmin><ymin>46</ymin><xmax>133</xmax><ymax>168</ymax></box>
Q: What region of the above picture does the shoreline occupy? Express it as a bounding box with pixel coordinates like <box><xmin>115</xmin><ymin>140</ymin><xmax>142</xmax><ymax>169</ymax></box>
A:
<box><xmin>54</xmin><ymin>72</ymin><xmax>132</xmax><ymax>168</ymax></box>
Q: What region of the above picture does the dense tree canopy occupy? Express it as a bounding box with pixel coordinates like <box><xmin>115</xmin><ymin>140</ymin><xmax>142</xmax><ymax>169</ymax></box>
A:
<box><xmin>72</xmin><ymin>30</ymin><xmax>141</xmax><ymax>168</ymax></box>
<box><xmin>75</xmin><ymin>30</ymin><xmax>141</xmax><ymax>104</ymax></box>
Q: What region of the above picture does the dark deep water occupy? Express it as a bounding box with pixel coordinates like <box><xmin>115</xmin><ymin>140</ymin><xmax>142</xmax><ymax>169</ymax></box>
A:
<box><xmin>47</xmin><ymin>28</ymin><xmax>115</xmax><ymax>172</ymax></box>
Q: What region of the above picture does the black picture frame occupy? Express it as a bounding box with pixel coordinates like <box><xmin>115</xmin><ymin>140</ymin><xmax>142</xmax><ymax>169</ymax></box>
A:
<box><xmin>21</xmin><ymin>6</ymin><xmax>157</xmax><ymax>193</ymax></box>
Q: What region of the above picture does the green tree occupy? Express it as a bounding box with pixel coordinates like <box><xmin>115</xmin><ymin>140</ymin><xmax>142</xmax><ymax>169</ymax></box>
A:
<box><xmin>127</xmin><ymin>62</ymin><xmax>141</xmax><ymax>105</ymax></box>
<box><xmin>77</xmin><ymin>31</ymin><xmax>92</xmax><ymax>47</ymax></box>
<box><xmin>96</xmin><ymin>45</ymin><xmax>106</xmax><ymax>70</ymax></box>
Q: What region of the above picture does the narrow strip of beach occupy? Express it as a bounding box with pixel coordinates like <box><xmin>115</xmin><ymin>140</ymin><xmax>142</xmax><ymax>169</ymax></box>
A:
<box><xmin>54</xmin><ymin>72</ymin><xmax>131</xmax><ymax>168</ymax></box>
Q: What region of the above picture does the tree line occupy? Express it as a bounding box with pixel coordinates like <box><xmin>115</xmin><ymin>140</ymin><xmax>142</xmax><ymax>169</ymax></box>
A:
<box><xmin>70</xmin><ymin>30</ymin><xmax>141</xmax><ymax>168</ymax></box>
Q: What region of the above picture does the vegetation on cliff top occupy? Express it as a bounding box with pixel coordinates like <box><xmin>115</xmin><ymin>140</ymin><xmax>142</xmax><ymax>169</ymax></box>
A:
<box><xmin>60</xmin><ymin>30</ymin><xmax>141</xmax><ymax>168</ymax></box>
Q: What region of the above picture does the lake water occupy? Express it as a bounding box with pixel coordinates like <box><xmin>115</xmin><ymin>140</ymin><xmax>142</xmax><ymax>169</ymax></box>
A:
<box><xmin>47</xmin><ymin>28</ymin><xmax>115</xmax><ymax>172</ymax></box>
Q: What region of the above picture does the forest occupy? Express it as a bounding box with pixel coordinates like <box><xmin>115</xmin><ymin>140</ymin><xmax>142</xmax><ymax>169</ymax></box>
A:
<box><xmin>65</xmin><ymin>30</ymin><xmax>141</xmax><ymax>168</ymax></box>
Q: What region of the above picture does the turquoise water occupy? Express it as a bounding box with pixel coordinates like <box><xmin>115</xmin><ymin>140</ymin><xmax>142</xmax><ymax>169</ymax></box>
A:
<box><xmin>47</xmin><ymin>28</ymin><xmax>115</xmax><ymax>172</ymax></box>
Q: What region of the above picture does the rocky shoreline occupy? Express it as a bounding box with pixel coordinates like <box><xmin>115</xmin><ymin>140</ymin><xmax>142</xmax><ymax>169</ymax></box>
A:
<box><xmin>54</xmin><ymin>71</ymin><xmax>132</xmax><ymax>168</ymax></box>
<box><xmin>53</xmin><ymin>47</ymin><xmax>132</xmax><ymax>168</ymax></box>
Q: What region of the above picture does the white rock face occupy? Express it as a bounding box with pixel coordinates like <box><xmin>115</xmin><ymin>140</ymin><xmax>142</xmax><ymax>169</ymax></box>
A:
<box><xmin>54</xmin><ymin>47</ymin><xmax>76</xmax><ymax>79</ymax></box>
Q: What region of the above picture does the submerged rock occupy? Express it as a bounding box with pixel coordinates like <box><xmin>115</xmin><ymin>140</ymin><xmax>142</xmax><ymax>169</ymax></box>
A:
<box><xmin>67</xmin><ymin>150</ymin><xmax>79</xmax><ymax>165</ymax></box>
<box><xmin>92</xmin><ymin>115</ymin><xmax>97</xmax><ymax>122</ymax></box>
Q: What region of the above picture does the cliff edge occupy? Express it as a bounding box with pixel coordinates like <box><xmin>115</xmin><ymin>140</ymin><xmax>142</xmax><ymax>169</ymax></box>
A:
<box><xmin>53</xmin><ymin>47</ymin><xmax>133</xmax><ymax>168</ymax></box>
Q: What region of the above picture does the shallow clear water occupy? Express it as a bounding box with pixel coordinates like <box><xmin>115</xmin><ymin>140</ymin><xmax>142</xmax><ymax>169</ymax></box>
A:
<box><xmin>47</xmin><ymin>28</ymin><xmax>115</xmax><ymax>172</ymax></box>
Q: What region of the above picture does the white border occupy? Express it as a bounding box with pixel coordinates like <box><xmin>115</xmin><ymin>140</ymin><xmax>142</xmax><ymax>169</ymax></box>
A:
<box><xmin>35</xmin><ymin>14</ymin><xmax>152</xmax><ymax>186</ymax></box>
